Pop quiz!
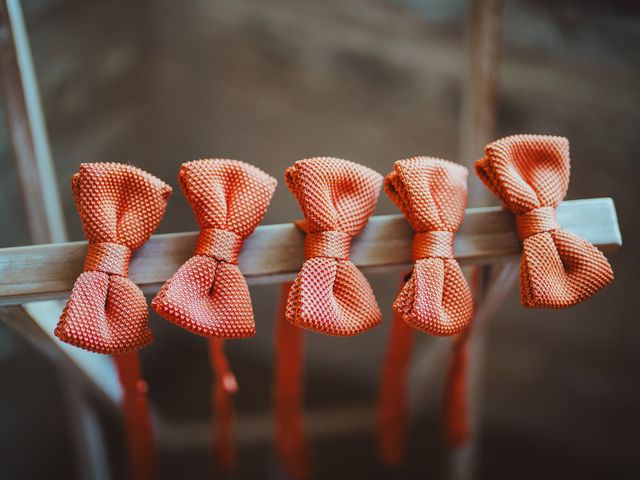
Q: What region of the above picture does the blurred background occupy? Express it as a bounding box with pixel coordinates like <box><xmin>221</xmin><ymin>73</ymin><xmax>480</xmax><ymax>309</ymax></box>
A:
<box><xmin>0</xmin><ymin>0</ymin><xmax>638</xmax><ymax>478</ymax></box>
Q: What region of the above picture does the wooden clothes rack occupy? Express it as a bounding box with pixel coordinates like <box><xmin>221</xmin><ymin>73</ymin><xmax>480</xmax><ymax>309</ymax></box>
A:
<box><xmin>0</xmin><ymin>0</ymin><xmax>622</xmax><ymax>479</ymax></box>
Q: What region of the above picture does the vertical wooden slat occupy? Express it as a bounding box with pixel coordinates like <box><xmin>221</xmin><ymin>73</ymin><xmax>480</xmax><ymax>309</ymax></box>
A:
<box><xmin>0</xmin><ymin>3</ymin><xmax>117</xmax><ymax>479</ymax></box>
<box><xmin>458</xmin><ymin>0</ymin><xmax>504</xmax><ymax>207</ymax></box>
<box><xmin>0</xmin><ymin>0</ymin><xmax>67</xmax><ymax>244</ymax></box>
<box><xmin>451</xmin><ymin>1</ymin><xmax>506</xmax><ymax>479</ymax></box>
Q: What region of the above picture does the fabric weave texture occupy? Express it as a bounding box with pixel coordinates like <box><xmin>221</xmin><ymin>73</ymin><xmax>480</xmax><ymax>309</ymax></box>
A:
<box><xmin>385</xmin><ymin>157</ymin><xmax>473</xmax><ymax>335</ymax></box>
<box><xmin>285</xmin><ymin>157</ymin><xmax>383</xmax><ymax>336</ymax></box>
<box><xmin>475</xmin><ymin>134</ymin><xmax>613</xmax><ymax>307</ymax></box>
<box><xmin>55</xmin><ymin>163</ymin><xmax>172</xmax><ymax>354</ymax></box>
<box><xmin>152</xmin><ymin>159</ymin><xmax>277</xmax><ymax>337</ymax></box>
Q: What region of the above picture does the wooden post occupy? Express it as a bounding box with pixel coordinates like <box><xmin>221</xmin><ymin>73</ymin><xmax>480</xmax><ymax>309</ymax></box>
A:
<box><xmin>458</xmin><ymin>0</ymin><xmax>504</xmax><ymax>207</ymax></box>
<box><xmin>0</xmin><ymin>3</ymin><xmax>116</xmax><ymax>479</ymax></box>
<box><xmin>452</xmin><ymin>1</ymin><xmax>505</xmax><ymax>479</ymax></box>
<box><xmin>0</xmin><ymin>0</ymin><xmax>67</xmax><ymax>244</ymax></box>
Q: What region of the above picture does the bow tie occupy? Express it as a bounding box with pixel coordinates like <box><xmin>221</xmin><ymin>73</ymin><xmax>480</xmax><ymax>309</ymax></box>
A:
<box><xmin>55</xmin><ymin>163</ymin><xmax>172</xmax><ymax>354</ymax></box>
<box><xmin>284</xmin><ymin>157</ymin><xmax>383</xmax><ymax>336</ymax></box>
<box><xmin>152</xmin><ymin>159</ymin><xmax>277</xmax><ymax>337</ymax></box>
<box><xmin>475</xmin><ymin>134</ymin><xmax>613</xmax><ymax>307</ymax></box>
<box><xmin>385</xmin><ymin>157</ymin><xmax>473</xmax><ymax>335</ymax></box>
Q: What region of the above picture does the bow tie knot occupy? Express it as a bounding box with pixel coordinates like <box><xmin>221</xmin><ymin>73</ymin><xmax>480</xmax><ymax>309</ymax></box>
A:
<box><xmin>412</xmin><ymin>231</ymin><xmax>454</xmax><ymax>260</ymax></box>
<box><xmin>84</xmin><ymin>242</ymin><xmax>132</xmax><ymax>276</ymax></box>
<box><xmin>304</xmin><ymin>230</ymin><xmax>351</xmax><ymax>260</ymax></box>
<box><xmin>195</xmin><ymin>228</ymin><xmax>244</xmax><ymax>264</ymax></box>
<box><xmin>515</xmin><ymin>206</ymin><xmax>560</xmax><ymax>240</ymax></box>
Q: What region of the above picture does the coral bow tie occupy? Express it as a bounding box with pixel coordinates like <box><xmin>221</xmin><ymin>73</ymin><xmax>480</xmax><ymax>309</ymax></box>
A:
<box><xmin>385</xmin><ymin>157</ymin><xmax>473</xmax><ymax>335</ymax></box>
<box><xmin>285</xmin><ymin>157</ymin><xmax>383</xmax><ymax>336</ymax></box>
<box><xmin>152</xmin><ymin>159</ymin><xmax>277</xmax><ymax>337</ymax></box>
<box><xmin>475</xmin><ymin>134</ymin><xmax>613</xmax><ymax>307</ymax></box>
<box><xmin>55</xmin><ymin>163</ymin><xmax>172</xmax><ymax>354</ymax></box>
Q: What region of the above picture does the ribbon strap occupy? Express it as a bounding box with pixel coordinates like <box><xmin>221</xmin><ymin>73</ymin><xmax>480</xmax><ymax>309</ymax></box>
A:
<box><xmin>304</xmin><ymin>230</ymin><xmax>351</xmax><ymax>260</ymax></box>
<box><xmin>195</xmin><ymin>228</ymin><xmax>244</xmax><ymax>264</ymax></box>
<box><xmin>515</xmin><ymin>206</ymin><xmax>560</xmax><ymax>240</ymax></box>
<box><xmin>412</xmin><ymin>231</ymin><xmax>455</xmax><ymax>260</ymax></box>
<box><xmin>274</xmin><ymin>282</ymin><xmax>311</xmax><ymax>479</ymax></box>
<box><xmin>84</xmin><ymin>242</ymin><xmax>132</xmax><ymax>276</ymax></box>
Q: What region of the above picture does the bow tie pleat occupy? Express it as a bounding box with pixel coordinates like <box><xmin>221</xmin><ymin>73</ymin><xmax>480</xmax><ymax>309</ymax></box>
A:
<box><xmin>152</xmin><ymin>159</ymin><xmax>277</xmax><ymax>337</ymax></box>
<box><xmin>385</xmin><ymin>157</ymin><xmax>473</xmax><ymax>336</ymax></box>
<box><xmin>284</xmin><ymin>157</ymin><xmax>383</xmax><ymax>336</ymax></box>
<box><xmin>55</xmin><ymin>163</ymin><xmax>172</xmax><ymax>354</ymax></box>
<box><xmin>475</xmin><ymin>134</ymin><xmax>613</xmax><ymax>307</ymax></box>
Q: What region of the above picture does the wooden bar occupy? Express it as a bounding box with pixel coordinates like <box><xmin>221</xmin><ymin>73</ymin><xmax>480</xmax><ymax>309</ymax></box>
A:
<box><xmin>0</xmin><ymin>197</ymin><xmax>620</xmax><ymax>306</ymax></box>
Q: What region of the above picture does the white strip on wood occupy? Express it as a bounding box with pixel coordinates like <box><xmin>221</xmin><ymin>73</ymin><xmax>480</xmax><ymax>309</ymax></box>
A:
<box><xmin>0</xmin><ymin>198</ymin><xmax>621</xmax><ymax>306</ymax></box>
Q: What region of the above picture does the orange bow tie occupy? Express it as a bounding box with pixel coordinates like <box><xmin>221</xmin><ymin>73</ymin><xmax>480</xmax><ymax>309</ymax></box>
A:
<box><xmin>284</xmin><ymin>157</ymin><xmax>383</xmax><ymax>336</ymax></box>
<box><xmin>475</xmin><ymin>134</ymin><xmax>613</xmax><ymax>307</ymax></box>
<box><xmin>152</xmin><ymin>159</ymin><xmax>277</xmax><ymax>337</ymax></box>
<box><xmin>385</xmin><ymin>157</ymin><xmax>473</xmax><ymax>335</ymax></box>
<box><xmin>55</xmin><ymin>163</ymin><xmax>171</xmax><ymax>354</ymax></box>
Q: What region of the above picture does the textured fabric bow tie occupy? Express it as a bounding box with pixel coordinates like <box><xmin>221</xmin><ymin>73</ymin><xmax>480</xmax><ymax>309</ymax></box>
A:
<box><xmin>284</xmin><ymin>157</ymin><xmax>383</xmax><ymax>336</ymax></box>
<box><xmin>475</xmin><ymin>134</ymin><xmax>613</xmax><ymax>307</ymax></box>
<box><xmin>385</xmin><ymin>157</ymin><xmax>473</xmax><ymax>335</ymax></box>
<box><xmin>55</xmin><ymin>163</ymin><xmax>172</xmax><ymax>354</ymax></box>
<box><xmin>152</xmin><ymin>159</ymin><xmax>277</xmax><ymax>337</ymax></box>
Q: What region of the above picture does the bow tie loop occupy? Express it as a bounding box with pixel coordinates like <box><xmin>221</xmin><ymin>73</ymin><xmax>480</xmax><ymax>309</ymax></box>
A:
<box><xmin>195</xmin><ymin>228</ymin><xmax>244</xmax><ymax>264</ymax></box>
<box><xmin>304</xmin><ymin>230</ymin><xmax>351</xmax><ymax>260</ymax></box>
<box><xmin>83</xmin><ymin>242</ymin><xmax>132</xmax><ymax>276</ymax></box>
<box><xmin>412</xmin><ymin>231</ymin><xmax>454</xmax><ymax>260</ymax></box>
<box><xmin>515</xmin><ymin>206</ymin><xmax>560</xmax><ymax>240</ymax></box>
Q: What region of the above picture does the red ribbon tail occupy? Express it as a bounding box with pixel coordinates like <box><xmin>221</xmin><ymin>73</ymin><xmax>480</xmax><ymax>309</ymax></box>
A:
<box><xmin>274</xmin><ymin>282</ymin><xmax>311</xmax><ymax>479</ymax></box>
<box><xmin>208</xmin><ymin>338</ymin><xmax>238</xmax><ymax>474</ymax></box>
<box><xmin>443</xmin><ymin>264</ymin><xmax>485</xmax><ymax>448</ymax></box>
<box><xmin>443</xmin><ymin>331</ymin><xmax>470</xmax><ymax>447</ymax></box>
<box><xmin>112</xmin><ymin>351</ymin><xmax>156</xmax><ymax>480</ymax></box>
<box><xmin>377</xmin><ymin>274</ymin><xmax>415</xmax><ymax>467</ymax></box>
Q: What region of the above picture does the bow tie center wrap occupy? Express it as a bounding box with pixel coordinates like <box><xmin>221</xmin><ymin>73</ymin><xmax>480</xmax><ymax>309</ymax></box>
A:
<box><xmin>385</xmin><ymin>157</ymin><xmax>473</xmax><ymax>335</ymax></box>
<box><xmin>152</xmin><ymin>159</ymin><xmax>277</xmax><ymax>337</ymax></box>
<box><xmin>55</xmin><ymin>163</ymin><xmax>172</xmax><ymax>354</ymax></box>
<box><xmin>284</xmin><ymin>157</ymin><xmax>383</xmax><ymax>336</ymax></box>
<box><xmin>475</xmin><ymin>134</ymin><xmax>613</xmax><ymax>307</ymax></box>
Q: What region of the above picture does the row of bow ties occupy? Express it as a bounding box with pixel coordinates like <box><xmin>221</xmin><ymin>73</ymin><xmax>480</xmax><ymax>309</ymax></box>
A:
<box><xmin>53</xmin><ymin>133</ymin><xmax>614</xmax><ymax>478</ymax></box>
<box><xmin>56</xmin><ymin>134</ymin><xmax>613</xmax><ymax>353</ymax></box>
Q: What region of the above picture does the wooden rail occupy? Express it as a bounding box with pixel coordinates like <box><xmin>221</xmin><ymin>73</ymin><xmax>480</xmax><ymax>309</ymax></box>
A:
<box><xmin>0</xmin><ymin>197</ymin><xmax>621</xmax><ymax>306</ymax></box>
